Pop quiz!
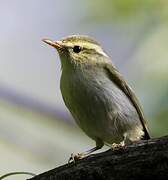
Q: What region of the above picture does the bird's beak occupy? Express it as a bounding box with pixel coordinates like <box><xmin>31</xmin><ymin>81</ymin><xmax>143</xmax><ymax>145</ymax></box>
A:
<box><xmin>42</xmin><ymin>39</ymin><xmax>63</xmax><ymax>49</ymax></box>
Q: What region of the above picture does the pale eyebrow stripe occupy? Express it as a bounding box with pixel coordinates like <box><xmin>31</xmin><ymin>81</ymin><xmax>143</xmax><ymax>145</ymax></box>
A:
<box><xmin>64</xmin><ymin>42</ymin><xmax>109</xmax><ymax>57</ymax></box>
<box><xmin>83</xmin><ymin>48</ymin><xmax>108</xmax><ymax>57</ymax></box>
<box><xmin>96</xmin><ymin>49</ymin><xmax>109</xmax><ymax>57</ymax></box>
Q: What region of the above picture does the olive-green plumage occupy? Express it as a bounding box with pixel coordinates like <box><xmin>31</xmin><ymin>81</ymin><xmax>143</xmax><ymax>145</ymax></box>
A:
<box><xmin>43</xmin><ymin>35</ymin><xmax>150</xmax><ymax>159</ymax></box>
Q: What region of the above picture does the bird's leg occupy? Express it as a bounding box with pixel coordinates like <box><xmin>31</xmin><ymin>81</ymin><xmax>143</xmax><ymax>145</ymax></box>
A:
<box><xmin>68</xmin><ymin>139</ymin><xmax>104</xmax><ymax>163</ymax></box>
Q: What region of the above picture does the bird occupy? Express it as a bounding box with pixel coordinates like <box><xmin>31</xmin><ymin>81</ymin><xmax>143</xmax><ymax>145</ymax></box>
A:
<box><xmin>42</xmin><ymin>35</ymin><xmax>150</xmax><ymax>161</ymax></box>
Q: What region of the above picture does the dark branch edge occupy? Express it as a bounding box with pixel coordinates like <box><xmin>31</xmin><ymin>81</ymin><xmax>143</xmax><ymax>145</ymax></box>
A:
<box><xmin>29</xmin><ymin>135</ymin><xmax>168</xmax><ymax>180</ymax></box>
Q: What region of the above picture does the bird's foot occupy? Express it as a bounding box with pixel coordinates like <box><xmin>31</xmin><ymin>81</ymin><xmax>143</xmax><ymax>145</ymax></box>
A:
<box><xmin>111</xmin><ymin>141</ymin><xmax>125</xmax><ymax>150</ymax></box>
<box><xmin>68</xmin><ymin>153</ymin><xmax>85</xmax><ymax>164</ymax></box>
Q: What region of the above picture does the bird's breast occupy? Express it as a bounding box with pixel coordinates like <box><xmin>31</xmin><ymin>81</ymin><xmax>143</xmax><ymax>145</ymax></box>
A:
<box><xmin>60</xmin><ymin>66</ymin><xmax>140</xmax><ymax>143</ymax></box>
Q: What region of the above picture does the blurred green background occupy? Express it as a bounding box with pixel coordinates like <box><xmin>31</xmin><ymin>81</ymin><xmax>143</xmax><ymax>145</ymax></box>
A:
<box><xmin>0</xmin><ymin>0</ymin><xmax>168</xmax><ymax>179</ymax></box>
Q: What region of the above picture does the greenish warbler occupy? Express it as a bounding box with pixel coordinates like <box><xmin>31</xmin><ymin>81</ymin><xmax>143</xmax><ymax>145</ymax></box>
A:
<box><xmin>43</xmin><ymin>35</ymin><xmax>150</xmax><ymax>160</ymax></box>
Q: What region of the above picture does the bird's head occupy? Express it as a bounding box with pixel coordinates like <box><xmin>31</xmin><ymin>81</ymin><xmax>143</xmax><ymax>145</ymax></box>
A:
<box><xmin>43</xmin><ymin>35</ymin><xmax>109</xmax><ymax>69</ymax></box>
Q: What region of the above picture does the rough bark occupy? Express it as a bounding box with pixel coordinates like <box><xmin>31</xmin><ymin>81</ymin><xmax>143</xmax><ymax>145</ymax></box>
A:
<box><xmin>28</xmin><ymin>136</ymin><xmax>168</xmax><ymax>180</ymax></box>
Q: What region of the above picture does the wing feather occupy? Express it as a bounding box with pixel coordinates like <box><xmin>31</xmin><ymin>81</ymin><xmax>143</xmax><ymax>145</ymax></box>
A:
<box><xmin>104</xmin><ymin>63</ymin><xmax>150</xmax><ymax>139</ymax></box>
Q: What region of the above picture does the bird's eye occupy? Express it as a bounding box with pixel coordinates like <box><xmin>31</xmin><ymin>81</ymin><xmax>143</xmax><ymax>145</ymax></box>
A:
<box><xmin>73</xmin><ymin>46</ymin><xmax>81</xmax><ymax>53</ymax></box>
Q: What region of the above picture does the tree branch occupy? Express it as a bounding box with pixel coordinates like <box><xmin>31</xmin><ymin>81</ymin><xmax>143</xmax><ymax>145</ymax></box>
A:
<box><xmin>28</xmin><ymin>136</ymin><xmax>168</xmax><ymax>180</ymax></box>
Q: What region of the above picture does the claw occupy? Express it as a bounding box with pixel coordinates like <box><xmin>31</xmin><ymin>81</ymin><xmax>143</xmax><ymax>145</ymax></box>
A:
<box><xmin>68</xmin><ymin>153</ymin><xmax>84</xmax><ymax>164</ymax></box>
<box><xmin>111</xmin><ymin>142</ymin><xmax>125</xmax><ymax>150</ymax></box>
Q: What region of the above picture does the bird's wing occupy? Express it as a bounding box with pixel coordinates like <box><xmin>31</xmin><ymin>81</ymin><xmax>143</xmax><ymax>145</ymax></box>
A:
<box><xmin>104</xmin><ymin>63</ymin><xmax>150</xmax><ymax>139</ymax></box>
